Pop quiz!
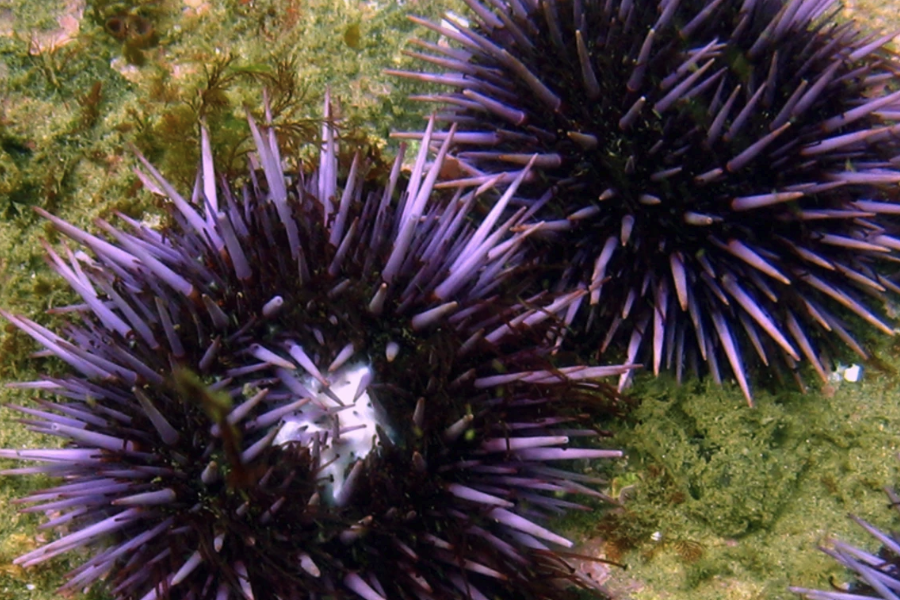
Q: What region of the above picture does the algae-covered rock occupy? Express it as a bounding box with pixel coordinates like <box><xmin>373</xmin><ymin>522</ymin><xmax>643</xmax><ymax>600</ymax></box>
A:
<box><xmin>0</xmin><ymin>149</ymin><xmax>21</xmax><ymax>198</ymax></box>
<box><xmin>624</xmin><ymin>381</ymin><xmax>811</xmax><ymax>538</ymax></box>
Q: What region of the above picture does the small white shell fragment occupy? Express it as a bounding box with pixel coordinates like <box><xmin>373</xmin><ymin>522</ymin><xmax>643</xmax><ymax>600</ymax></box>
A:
<box><xmin>843</xmin><ymin>364</ymin><xmax>862</xmax><ymax>383</ymax></box>
<box><xmin>830</xmin><ymin>363</ymin><xmax>863</xmax><ymax>383</ymax></box>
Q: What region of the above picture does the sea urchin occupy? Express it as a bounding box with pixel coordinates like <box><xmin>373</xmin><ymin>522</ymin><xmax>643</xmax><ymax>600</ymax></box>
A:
<box><xmin>392</xmin><ymin>0</ymin><xmax>900</xmax><ymax>402</ymax></box>
<box><xmin>0</xmin><ymin>98</ymin><xmax>629</xmax><ymax>600</ymax></box>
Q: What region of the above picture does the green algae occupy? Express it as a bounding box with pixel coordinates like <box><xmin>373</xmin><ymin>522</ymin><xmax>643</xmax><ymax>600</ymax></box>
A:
<box><xmin>562</xmin><ymin>361</ymin><xmax>900</xmax><ymax>600</ymax></box>
<box><xmin>623</xmin><ymin>380</ymin><xmax>814</xmax><ymax>539</ymax></box>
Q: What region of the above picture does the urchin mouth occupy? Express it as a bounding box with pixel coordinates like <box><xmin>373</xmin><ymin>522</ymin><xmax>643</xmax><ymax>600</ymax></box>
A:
<box><xmin>273</xmin><ymin>360</ymin><xmax>390</xmax><ymax>507</ymax></box>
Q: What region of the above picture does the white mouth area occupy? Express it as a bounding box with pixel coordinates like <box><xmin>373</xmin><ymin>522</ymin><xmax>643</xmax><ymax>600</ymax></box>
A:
<box><xmin>273</xmin><ymin>361</ymin><xmax>384</xmax><ymax>505</ymax></box>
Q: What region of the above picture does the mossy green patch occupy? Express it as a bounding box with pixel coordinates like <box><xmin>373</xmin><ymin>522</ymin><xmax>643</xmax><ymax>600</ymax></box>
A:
<box><xmin>561</xmin><ymin>360</ymin><xmax>900</xmax><ymax>600</ymax></box>
<box><xmin>621</xmin><ymin>379</ymin><xmax>814</xmax><ymax>538</ymax></box>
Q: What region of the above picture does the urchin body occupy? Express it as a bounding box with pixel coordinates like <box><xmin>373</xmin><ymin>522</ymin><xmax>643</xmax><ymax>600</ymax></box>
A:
<box><xmin>0</xmin><ymin>102</ymin><xmax>627</xmax><ymax>600</ymax></box>
<box><xmin>393</xmin><ymin>0</ymin><xmax>900</xmax><ymax>401</ymax></box>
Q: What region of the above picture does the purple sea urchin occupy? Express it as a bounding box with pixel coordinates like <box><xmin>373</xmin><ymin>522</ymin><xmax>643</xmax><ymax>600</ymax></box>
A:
<box><xmin>0</xmin><ymin>99</ymin><xmax>630</xmax><ymax>600</ymax></box>
<box><xmin>791</xmin><ymin>486</ymin><xmax>900</xmax><ymax>600</ymax></box>
<box><xmin>391</xmin><ymin>0</ymin><xmax>900</xmax><ymax>402</ymax></box>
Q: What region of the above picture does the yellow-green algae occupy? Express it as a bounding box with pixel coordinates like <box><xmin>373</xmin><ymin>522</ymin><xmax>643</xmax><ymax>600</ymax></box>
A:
<box><xmin>0</xmin><ymin>1</ymin><xmax>899</xmax><ymax>600</ymax></box>
<box><xmin>570</xmin><ymin>360</ymin><xmax>900</xmax><ymax>600</ymax></box>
